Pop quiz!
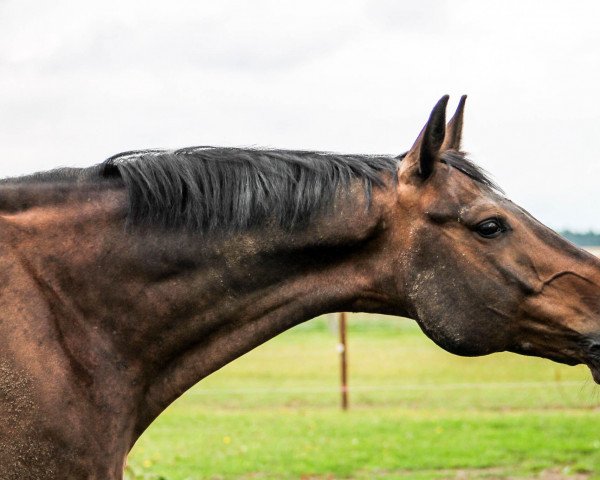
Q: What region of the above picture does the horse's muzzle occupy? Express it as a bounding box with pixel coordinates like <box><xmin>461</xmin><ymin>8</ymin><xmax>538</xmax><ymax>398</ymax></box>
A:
<box><xmin>586</xmin><ymin>361</ymin><xmax>600</xmax><ymax>384</ymax></box>
<box><xmin>584</xmin><ymin>339</ymin><xmax>600</xmax><ymax>384</ymax></box>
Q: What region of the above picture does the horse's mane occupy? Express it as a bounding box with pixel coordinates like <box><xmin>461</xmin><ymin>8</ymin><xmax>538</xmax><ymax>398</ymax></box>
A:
<box><xmin>1</xmin><ymin>147</ymin><xmax>499</xmax><ymax>232</ymax></box>
<box><xmin>440</xmin><ymin>150</ymin><xmax>501</xmax><ymax>193</ymax></box>
<box><xmin>103</xmin><ymin>147</ymin><xmax>400</xmax><ymax>232</ymax></box>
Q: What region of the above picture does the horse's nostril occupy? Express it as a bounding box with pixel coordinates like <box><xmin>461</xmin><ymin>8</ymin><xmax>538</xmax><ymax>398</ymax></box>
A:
<box><xmin>589</xmin><ymin>342</ymin><xmax>600</xmax><ymax>355</ymax></box>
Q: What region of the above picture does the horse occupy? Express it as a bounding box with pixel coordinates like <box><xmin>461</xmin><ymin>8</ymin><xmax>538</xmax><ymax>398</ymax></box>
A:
<box><xmin>0</xmin><ymin>95</ymin><xmax>598</xmax><ymax>479</ymax></box>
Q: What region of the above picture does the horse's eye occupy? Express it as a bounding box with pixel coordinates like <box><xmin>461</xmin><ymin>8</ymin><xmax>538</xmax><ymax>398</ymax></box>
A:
<box><xmin>476</xmin><ymin>219</ymin><xmax>504</xmax><ymax>238</ymax></box>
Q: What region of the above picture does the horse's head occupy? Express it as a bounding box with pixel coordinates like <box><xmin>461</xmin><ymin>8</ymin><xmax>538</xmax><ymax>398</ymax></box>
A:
<box><xmin>394</xmin><ymin>96</ymin><xmax>600</xmax><ymax>382</ymax></box>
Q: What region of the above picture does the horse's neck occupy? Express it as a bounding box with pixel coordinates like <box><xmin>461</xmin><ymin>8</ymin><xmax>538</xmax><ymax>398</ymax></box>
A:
<box><xmin>3</xmin><ymin>180</ymin><xmax>402</xmax><ymax>456</ymax></box>
<box><xmin>126</xmin><ymin>198</ymin><xmax>398</xmax><ymax>435</ymax></box>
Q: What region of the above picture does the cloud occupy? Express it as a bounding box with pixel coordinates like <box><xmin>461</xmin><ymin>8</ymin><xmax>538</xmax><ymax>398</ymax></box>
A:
<box><xmin>366</xmin><ymin>0</ymin><xmax>449</xmax><ymax>32</ymax></box>
<box><xmin>0</xmin><ymin>0</ymin><xmax>362</xmax><ymax>73</ymax></box>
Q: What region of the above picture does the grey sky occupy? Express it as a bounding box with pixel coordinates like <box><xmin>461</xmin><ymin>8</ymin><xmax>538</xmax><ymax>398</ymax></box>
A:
<box><xmin>0</xmin><ymin>0</ymin><xmax>599</xmax><ymax>230</ymax></box>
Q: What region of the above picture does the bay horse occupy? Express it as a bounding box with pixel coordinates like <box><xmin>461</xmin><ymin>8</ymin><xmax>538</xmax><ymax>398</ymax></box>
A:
<box><xmin>0</xmin><ymin>96</ymin><xmax>599</xmax><ymax>479</ymax></box>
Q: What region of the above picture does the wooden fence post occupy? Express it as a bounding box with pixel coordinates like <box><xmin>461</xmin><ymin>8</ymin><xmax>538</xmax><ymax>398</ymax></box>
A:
<box><xmin>338</xmin><ymin>312</ymin><xmax>348</xmax><ymax>410</ymax></box>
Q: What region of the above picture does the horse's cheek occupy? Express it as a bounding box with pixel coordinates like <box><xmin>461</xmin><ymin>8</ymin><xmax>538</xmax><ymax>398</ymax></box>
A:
<box><xmin>406</xmin><ymin>263</ymin><xmax>511</xmax><ymax>357</ymax></box>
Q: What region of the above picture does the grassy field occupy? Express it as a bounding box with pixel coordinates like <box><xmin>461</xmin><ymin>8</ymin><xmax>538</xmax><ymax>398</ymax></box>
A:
<box><xmin>126</xmin><ymin>316</ymin><xmax>600</xmax><ymax>480</ymax></box>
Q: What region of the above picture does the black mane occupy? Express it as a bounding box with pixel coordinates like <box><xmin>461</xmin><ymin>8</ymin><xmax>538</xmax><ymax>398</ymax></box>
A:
<box><xmin>103</xmin><ymin>147</ymin><xmax>399</xmax><ymax>232</ymax></box>
<box><xmin>1</xmin><ymin>147</ymin><xmax>500</xmax><ymax>232</ymax></box>
<box><xmin>440</xmin><ymin>150</ymin><xmax>501</xmax><ymax>193</ymax></box>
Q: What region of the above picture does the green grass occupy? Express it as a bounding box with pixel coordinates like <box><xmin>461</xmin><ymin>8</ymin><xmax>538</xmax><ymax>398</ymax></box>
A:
<box><xmin>127</xmin><ymin>316</ymin><xmax>600</xmax><ymax>479</ymax></box>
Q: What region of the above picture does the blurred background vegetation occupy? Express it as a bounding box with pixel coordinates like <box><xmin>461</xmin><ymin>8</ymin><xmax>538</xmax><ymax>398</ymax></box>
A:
<box><xmin>560</xmin><ymin>231</ymin><xmax>600</xmax><ymax>247</ymax></box>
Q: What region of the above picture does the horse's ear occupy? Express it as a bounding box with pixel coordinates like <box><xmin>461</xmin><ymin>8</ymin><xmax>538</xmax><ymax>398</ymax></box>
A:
<box><xmin>406</xmin><ymin>95</ymin><xmax>449</xmax><ymax>179</ymax></box>
<box><xmin>441</xmin><ymin>95</ymin><xmax>467</xmax><ymax>152</ymax></box>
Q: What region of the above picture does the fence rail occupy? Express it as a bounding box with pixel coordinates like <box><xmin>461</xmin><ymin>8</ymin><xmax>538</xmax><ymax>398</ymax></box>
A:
<box><xmin>189</xmin><ymin>380</ymin><xmax>588</xmax><ymax>396</ymax></box>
